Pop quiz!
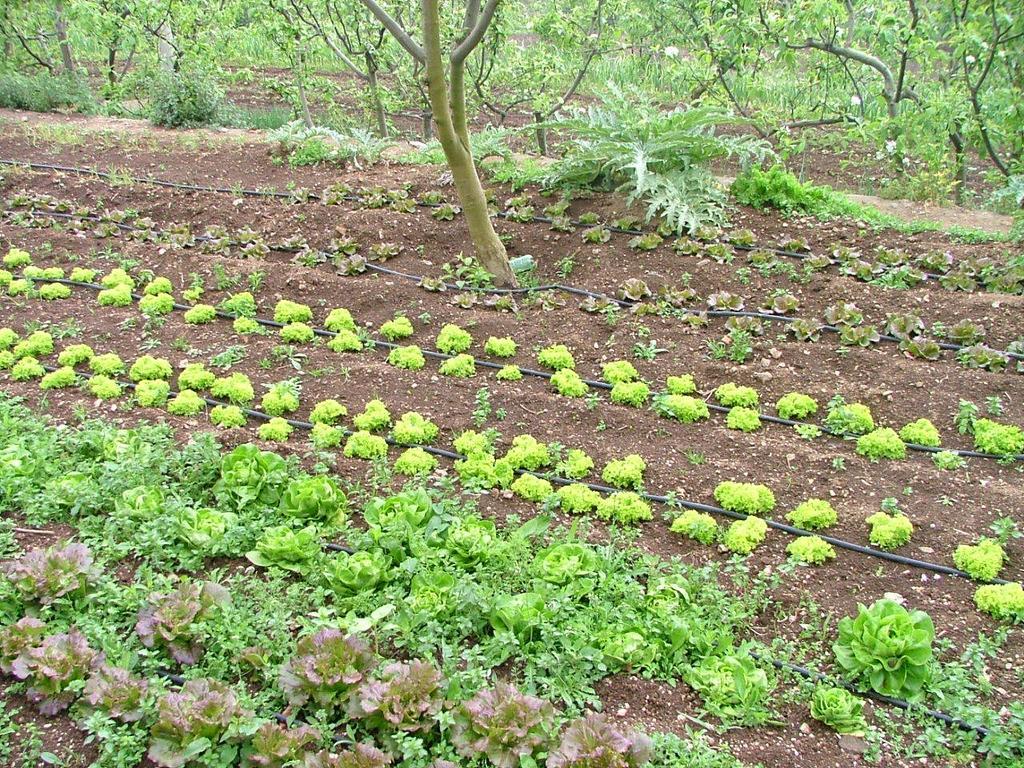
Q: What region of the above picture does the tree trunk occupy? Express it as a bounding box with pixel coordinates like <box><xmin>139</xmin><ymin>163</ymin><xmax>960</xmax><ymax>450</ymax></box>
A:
<box><xmin>365</xmin><ymin>53</ymin><xmax>388</xmax><ymax>137</ymax></box>
<box><xmin>421</xmin><ymin>110</ymin><xmax>433</xmax><ymax>141</ymax></box>
<box><xmin>421</xmin><ymin>0</ymin><xmax>515</xmax><ymax>287</ymax></box>
<box><xmin>107</xmin><ymin>47</ymin><xmax>117</xmax><ymax>87</ymax></box>
<box><xmin>533</xmin><ymin>110</ymin><xmax>547</xmax><ymax>155</ymax></box>
<box><xmin>950</xmin><ymin>130</ymin><xmax>967</xmax><ymax>205</ymax></box>
<box><xmin>53</xmin><ymin>0</ymin><xmax>75</xmax><ymax>75</ymax></box>
<box><xmin>296</xmin><ymin>46</ymin><xmax>314</xmax><ymax>128</ymax></box>
<box><xmin>157</xmin><ymin>20</ymin><xmax>175</xmax><ymax>74</ymax></box>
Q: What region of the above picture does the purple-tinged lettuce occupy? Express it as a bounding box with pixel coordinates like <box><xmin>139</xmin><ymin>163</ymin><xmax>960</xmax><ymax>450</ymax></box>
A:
<box><xmin>136</xmin><ymin>580</ymin><xmax>231</xmax><ymax>665</ymax></box>
<box><xmin>10</xmin><ymin>627</ymin><xmax>100</xmax><ymax>714</ymax></box>
<box><xmin>242</xmin><ymin>721</ymin><xmax>320</xmax><ymax>767</ymax></box>
<box><xmin>546</xmin><ymin>713</ymin><xmax>652</xmax><ymax>768</ymax></box>
<box><xmin>451</xmin><ymin>681</ymin><xmax>555</xmax><ymax>767</ymax></box>
<box><xmin>348</xmin><ymin>661</ymin><xmax>444</xmax><ymax>733</ymax></box>
<box><xmin>0</xmin><ymin>616</ymin><xmax>46</xmax><ymax>673</ymax></box>
<box><xmin>2</xmin><ymin>543</ymin><xmax>98</xmax><ymax>604</ymax></box>
<box><xmin>148</xmin><ymin>678</ymin><xmax>250</xmax><ymax>768</ymax></box>
<box><xmin>83</xmin><ymin>663</ymin><xmax>149</xmax><ymax>722</ymax></box>
<box><xmin>278</xmin><ymin>629</ymin><xmax>377</xmax><ymax>712</ymax></box>
<box><xmin>300</xmin><ymin>744</ymin><xmax>392</xmax><ymax>768</ymax></box>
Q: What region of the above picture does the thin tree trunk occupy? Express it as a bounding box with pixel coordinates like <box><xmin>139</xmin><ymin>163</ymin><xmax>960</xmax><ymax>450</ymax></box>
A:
<box><xmin>365</xmin><ymin>53</ymin><xmax>388</xmax><ymax>137</ymax></box>
<box><xmin>53</xmin><ymin>0</ymin><xmax>75</xmax><ymax>75</ymax></box>
<box><xmin>107</xmin><ymin>47</ymin><xmax>117</xmax><ymax>87</ymax></box>
<box><xmin>534</xmin><ymin>110</ymin><xmax>547</xmax><ymax>155</ymax></box>
<box><xmin>296</xmin><ymin>47</ymin><xmax>314</xmax><ymax>128</ymax></box>
<box><xmin>421</xmin><ymin>110</ymin><xmax>433</xmax><ymax>141</ymax></box>
<box><xmin>421</xmin><ymin>0</ymin><xmax>515</xmax><ymax>287</ymax></box>
<box><xmin>157</xmin><ymin>20</ymin><xmax>175</xmax><ymax>74</ymax></box>
<box><xmin>950</xmin><ymin>130</ymin><xmax>967</xmax><ymax>205</ymax></box>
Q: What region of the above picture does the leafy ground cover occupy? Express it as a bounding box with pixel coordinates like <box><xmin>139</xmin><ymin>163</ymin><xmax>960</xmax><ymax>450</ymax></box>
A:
<box><xmin>0</xmin><ymin>121</ymin><xmax>1023</xmax><ymax>768</ymax></box>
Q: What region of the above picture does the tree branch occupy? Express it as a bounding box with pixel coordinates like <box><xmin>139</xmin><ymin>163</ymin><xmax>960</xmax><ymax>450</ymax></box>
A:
<box><xmin>452</xmin><ymin>0</ymin><xmax>499</xmax><ymax>64</ymax></box>
<box><xmin>358</xmin><ymin>0</ymin><xmax>424</xmax><ymax>62</ymax></box>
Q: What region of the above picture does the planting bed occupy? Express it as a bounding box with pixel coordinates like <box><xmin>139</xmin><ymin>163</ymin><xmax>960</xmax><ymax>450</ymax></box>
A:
<box><xmin>1</xmin><ymin>119</ymin><xmax>1023</xmax><ymax>768</ymax></box>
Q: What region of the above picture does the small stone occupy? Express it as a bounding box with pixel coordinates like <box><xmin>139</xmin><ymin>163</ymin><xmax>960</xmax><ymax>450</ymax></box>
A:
<box><xmin>753</xmin><ymin>371</ymin><xmax>773</xmax><ymax>382</ymax></box>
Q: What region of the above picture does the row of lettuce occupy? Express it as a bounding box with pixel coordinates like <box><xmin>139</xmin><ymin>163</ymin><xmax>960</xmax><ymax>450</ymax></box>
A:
<box><xmin>3</xmin><ymin>249</ymin><xmax>1023</xmax><ymax>460</ymax></box>
<box><xmin>2</xmin><ymin>397</ymin><xmax>1021</xmax><ymax>765</ymax></box>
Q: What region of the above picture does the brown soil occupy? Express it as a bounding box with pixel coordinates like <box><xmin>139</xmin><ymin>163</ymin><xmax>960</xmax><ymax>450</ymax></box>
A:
<box><xmin>1</xmin><ymin>115</ymin><xmax>1022</xmax><ymax>768</ymax></box>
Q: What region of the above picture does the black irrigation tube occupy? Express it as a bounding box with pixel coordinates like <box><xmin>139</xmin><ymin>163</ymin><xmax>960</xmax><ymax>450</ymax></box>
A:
<box><xmin>14</xmin><ymin>365</ymin><xmax>1004</xmax><ymax>743</ymax></box>
<box><xmin>26</xmin><ymin>274</ymin><xmax>1024</xmax><ymax>464</ymax></box>
<box><xmin>9</xmin><ymin>202</ymin><xmax>1024</xmax><ymax>367</ymax></box>
<box><xmin>9</xmin><ymin>157</ymin><xmax>1023</xmax><ymax>300</ymax></box>
<box><xmin>26</xmin><ymin>355</ymin><xmax>1011</xmax><ymax>588</ymax></box>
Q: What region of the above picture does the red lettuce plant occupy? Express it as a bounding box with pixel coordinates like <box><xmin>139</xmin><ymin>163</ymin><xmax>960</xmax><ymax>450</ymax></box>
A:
<box><xmin>10</xmin><ymin>627</ymin><xmax>100</xmax><ymax>714</ymax></box>
<box><xmin>546</xmin><ymin>713</ymin><xmax>652</xmax><ymax>768</ymax></box>
<box><xmin>83</xmin><ymin>663</ymin><xmax>149</xmax><ymax>722</ymax></box>
<box><xmin>348</xmin><ymin>661</ymin><xmax>444</xmax><ymax>734</ymax></box>
<box><xmin>451</xmin><ymin>681</ymin><xmax>555</xmax><ymax>767</ymax></box>
<box><xmin>148</xmin><ymin>678</ymin><xmax>250</xmax><ymax>768</ymax></box>
<box><xmin>242</xmin><ymin>721</ymin><xmax>320</xmax><ymax>767</ymax></box>
<box><xmin>0</xmin><ymin>616</ymin><xmax>47</xmax><ymax>673</ymax></box>
<box><xmin>299</xmin><ymin>743</ymin><xmax>392</xmax><ymax>768</ymax></box>
<box><xmin>136</xmin><ymin>580</ymin><xmax>231</xmax><ymax>665</ymax></box>
<box><xmin>278</xmin><ymin>629</ymin><xmax>377</xmax><ymax>712</ymax></box>
<box><xmin>2</xmin><ymin>543</ymin><xmax>98</xmax><ymax>604</ymax></box>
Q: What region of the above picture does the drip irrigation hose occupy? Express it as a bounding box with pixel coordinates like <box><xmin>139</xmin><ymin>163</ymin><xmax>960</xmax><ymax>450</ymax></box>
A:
<box><xmin>6</xmin><ymin>158</ymin><xmax>1017</xmax><ymax>294</ymax></box>
<box><xmin>27</xmin><ymin>274</ymin><xmax>1024</xmax><ymax>464</ymax></box>
<box><xmin>14</xmin><ymin>365</ymin><xmax>1005</xmax><ymax>743</ymax></box>
<box><xmin>8</xmin><ymin>204</ymin><xmax>1024</xmax><ymax>365</ymax></box>
<box><xmin>25</xmin><ymin>360</ymin><xmax>1013</xmax><ymax>587</ymax></box>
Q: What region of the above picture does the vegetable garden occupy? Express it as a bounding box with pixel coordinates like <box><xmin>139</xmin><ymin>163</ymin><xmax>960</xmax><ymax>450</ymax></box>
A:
<box><xmin>1</xmin><ymin>33</ymin><xmax>1024</xmax><ymax>768</ymax></box>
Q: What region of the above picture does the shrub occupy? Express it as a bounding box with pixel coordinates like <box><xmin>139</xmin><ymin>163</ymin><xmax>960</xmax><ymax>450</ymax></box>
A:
<box><xmin>665</xmin><ymin>374</ymin><xmax>696</xmax><ymax>394</ymax></box>
<box><xmin>504</xmin><ymin>434</ymin><xmax>551</xmax><ymax>470</ymax></box>
<box><xmin>210</xmin><ymin>405</ymin><xmax>246</xmax><ymax>428</ymax></box>
<box><xmin>538</xmin><ymin>344</ymin><xmax>575</xmax><ymax>370</ymax></box>
<box><xmin>723</xmin><ymin>517</ymin><xmax>768</xmax><ymax>554</ymax></box>
<box><xmin>810</xmin><ymin>686</ymin><xmax>867</xmax><ymax>735</ymax></box>
<box><xmin>129</xmin><ymin>355</ymin><xmax>172</xmax><ymax>381</ymax></box>
<box><xmin>786</xmin><ymin>535</ymin><xmax>836</xmax><ymax>564</ymax></box>
<box><xmin>394</xmin><ymin>447</ymin><xmax>437</xmax><ymax>476</ymax></box>
<box><xmin>866</xmin><ymin>511</ymin><xmax>913</xmax><ymax>550</ymax></box>
<box><xmin>328</xmin><ymin>329</ymin><xmax>364</xmax><ymax>352</ymax></box>
<box><xmin>726</xmin><ymin>406</ymin><xmax>761</xmax><ymax>432</ymax></box>
<box><xmin>178</xmin><ymin>364</ymin><xmax>215</xmax><ymax>392</ymax></box>
<box><xmin>496</xmin><ymin>364</ymin><xmax>522</xmax><ymax>381</ymax></box>
<box><xmin>387</xmin><ymin>345</ymin><xmax>426</xmax><ymax>370</ymax></box>
<box><xmin>974</xmin><ymin>582</ymin><xmax>1024</xmax><ymax>623</ymax></box>
<box><xmin>167</xmin><ymin>390</ymin><xmax>206</xmax><ymax>417</ymax></box>
<box><xmin>511</xmin><ymin>473</ymin><xmax>554</xmax><ymax>502</ymax></box>
<box><xmin>953</xmin><ymin>538</ymin><xmax>1005</xmax><ymax>581</ymax></box>
<box><xmin>440</xmin><ymin>354</ymin><xmax>476</xmax><ymax>377</ymax></box>
<box><xmin>653</xmin><ymin>394</ymin><xmax>709</xmax><ymax>423</ymax></box>
<box><xmin>973</xmin><ymin>419</ymin><xmax>1024</xmax><ymax>456</ymax></box>
<box><xmin>255</xmin><ymin>418</ymin><xmax>291</xmax><ymax>442</ymax></box>
<box><xmin>40</xmin><ymin>367</ymin><xmax>76</xmax><ymax>389</ymax></box>
<box><xmin>88</xmin><ymin>375</ymin><xmax>121</xmax><ymax>400</ymax></box>
<box><xmin>833</xmin><ymin>599</ymin><xmax>934</xmax><ymax>700</ymax></box>
<box><xmin>556</xmin><ymin>484</ymin><xmax>603</xmax><ymax>514</ymax></box>
<box><xmin>786</xmin><ymin>499</ymin><xmax>837</xmax><ymax>530</ymax></box>
<box><xmin>353</xmin><ymin>400</ymin><xmax>391</xmax><ymax>432</ymax></box>
<box><xmin>557</xmin><ymin>448</ymin><xmax>594</xmax><ymax>479</ymax></box>
<box><xmin>776</xmin><ymin>392</ymin><xmax>818</xmax><ymax>420</ymax></box>
<box><xmin>324</xmin><ymin>308</ymin><xmax>356</xmax><ymax>332</ymax></box>
<box><xmin>273</xmin><ymin>299</ymin><xmax>313</xmax><ymax>324</ymax></box>
<box><xmin>210</xmin><ymin>373</ymin><xmax>255</xmax><ymax>405</ymax></box>
<box><xmin>602</xmin><ymin>360</ymin><xmax>639</xmax><ymax>384</ymax></box>
<box><xmin>149</xmin><ymin>70</ymin><xmax>223</xmax><ymax>127</ymax></box>
<box><xmin>392</xmin><ymin>412</ymin><xmax>439</xmax><ymax>445</ymax></box>
<box><xmin>596</xmin><ymin>492</ymin><xmax>652</xmax><ymax>524</ymax></box>
<box><xmin>715</xmin><ymin>382</ymin><xmax>758</xmax><ymax>407</ymax></box>
<box><xmin>136</xmin><ymin>379</ymin><xmax>171</xmax><ymax>407</ymax></box>
<box><xmin>90</xmin><ymin>353</ymin><xmax>124</xmax><ymax>376</ymax></box>
<box><xmin>670</xmin><ymin>510</ymin><xmax>718</xmax><ymax>544</ymax></box>
<box><xmin>484</xmin><ymin>336</ymin><xmax>518</xmax><ymax>358</ymax></box>
<box><xmin>344</xmin><ymin>431</ymin><xmax>388</xmax><ymax>460</ymax></box>
<box><xmin>601</xmin><ymin>454</ymin><xmax>646</xmax><ymax>490</ymax></box>
<box><xmin>610</xmin><ymin>381</ymin><xmax>650</xmax><ymax>407</ymax></box>
<box><xmin>39</xmin><ymin>283</ymin><xmax>71</xmax><ymax>300</ymax></box>
<box><xmin>380</xmin><ymin>316</ymin><xmax>414</xmax><ymax>341</ymax></box>
<box><xmin>436</xmin><ymin>323</ymin><xmax>473</xmax><ymax>354</ymax></box>
<box><xmin>856</xmin><ymin>428</ymin><xmax>906</xmax><ymax>460</ymax></box>
<box><xmin>310</xmin><ymin>399</ymin><xmax>347</xmax><ymax>425</ymax></box>
<box><xmin>898</xmin><ymin>418</ymin><xmax>941</xmax><ymax>447</ymax></box>
<box><xmin>713</xmin><ymin>481</ymin><xmax>775</xmax><ymax>515</ymax></box>
<box><xmin>551</xmin><ymin>368</ymin><xmax>587</xmax><ymax>396</ymax></box>
<box><xmin>825</xmin><ymin>402</ymin><xmax>874</xmax><ymax>435</ymax></box>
